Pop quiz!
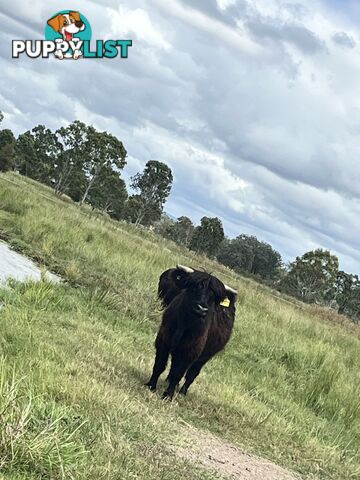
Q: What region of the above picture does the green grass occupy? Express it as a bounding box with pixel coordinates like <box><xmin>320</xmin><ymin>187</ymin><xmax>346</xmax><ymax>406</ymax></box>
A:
<box><xmin>0</xmin><ymin>172</ymin><xmax>359</xmax><ymax>480</ymax></box>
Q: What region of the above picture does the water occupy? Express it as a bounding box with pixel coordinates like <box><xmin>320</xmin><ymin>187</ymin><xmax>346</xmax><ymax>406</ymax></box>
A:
<box><xmin>0</xmin><ymin>241</ymin><xmax>60</xmax><ymax>285</ymax></box>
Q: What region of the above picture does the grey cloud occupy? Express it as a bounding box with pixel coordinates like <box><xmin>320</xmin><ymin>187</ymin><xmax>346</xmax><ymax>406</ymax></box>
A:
<box><xmin>174</xmin><ymin>27</ymin><xmax>358</xmax><ymax>199</ymax></box>
<box><xmin>282</xmin><ymin>25</ymin><xmax>325</xmax><ymax>53</ymax></box>
<box><xmin>178</xmin><ymin>0</ymin><xmax>248</xmax><ymax>27</ymax></box>
<box><xmin>0</xmin><ymin>9</ymin><xmax>43</xmax><ymax>36</ymax></box>
<box><xmin>284</xmin><ymin>3</ymin><xmax>308</xmax><ymax>20</ymax></box>
<box><xmin>241</xmin><ymin>165</ymin><xmax>360</xmax><ymax>262</ymax></box>
<box><xmin>332</xmin><ymin>31</ymin><xmax>356</xmax><ymax>49</ymax></box>
<box><xmin>247</xmin><ymin>20</ymin><xmax>325</xmax><ymax>54</ymax></box>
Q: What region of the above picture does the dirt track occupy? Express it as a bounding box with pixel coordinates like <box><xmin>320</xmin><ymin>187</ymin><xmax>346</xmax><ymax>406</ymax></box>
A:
<box><xmin>172</xmin><ymin>424</ymin><xmax>301</xmax><ymax>480</ymax></box>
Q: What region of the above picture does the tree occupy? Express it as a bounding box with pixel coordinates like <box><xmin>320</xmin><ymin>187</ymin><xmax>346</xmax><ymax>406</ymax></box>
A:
<box><xmin>190</xmin><ymin>217</ymin><xmax>224</xmax><ymax>257</ymax></box>
<box><xmin>88</xmin><ymin>167</ymin><xmax>128</xmax><ymax>218</ymax></box>
<box><xmin>125</xmin><ymin>160</ymin><xmax>173</xmax><ymax>226</ymax></box>
<box><xmin>333</xmin><ymin>271</ymin><xmax>360</xmax><ymax>318</ymax></box>
<box><xmin>346</xmin><ymin>284</ymin><xmax>360</xmax><ymax>321</ymax></box>
<box><xmin>154</xmin><ymin>214</ymin><xmax>176</xmax><ymax>239</ymax></box>
<box><xmin>16</xmin><ymin>131</ymin><xmax>36</xmax><ymax>176</ymax></box>
<box><xmin>54</xmin><ymin>121</ymin><xmax>88</xmax><ymax>196</ymax></box>
<box><xmin>65</xmin><ymin>167</ymin><xmax>88</xmax><ymax>202</ymax></box>
<box><xmin>217</xmin><ymin>237</ymin><xmax>254</xmax><ymax>272</ymax></box>
<box><xmin>0</xmin><ymin>129</ymin><xmax>16</xmax><ymax>172</ymax></box>
<box><xmin>122</xmin><ymin>195</ymin><xmax>146</xmax><ymax>224</ymax></box>
<box><xmin>16</xmin><ymin>125</ymin><xmax>62</xmax><ymax>183</ymax></box>
<box><xmin>281</xmin><ymin>249</ymin><xmax>339</xmax><ymax>304</ymax></box>
<box><xmin>217</xmin><ymin>234</ymin><xmax>282</xmax><ymax>280</ymax></box>
<box><xmin>0</xmin><ymin>111</ymin><xmax>4</xmax><ymax>124</ymax></box>
<box><xmin>79</xmin><ymin>127</ymin><xmax>127</xmax><ymax>205</ymax></box>
<box><xmin>171</xmin><ymin>216</ymin><xmax>194</xmax><ymax>246</ymax></box>
<box><xmin>250</xmin><ymin>238</ymin><xmax>282</xmax><ymax>279</ymax></box>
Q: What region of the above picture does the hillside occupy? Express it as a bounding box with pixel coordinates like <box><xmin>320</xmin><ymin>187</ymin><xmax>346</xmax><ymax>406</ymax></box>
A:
<box><xmin>0</xmin><ymin>172</ymin><xmax>359</xmax><ymax>480</ymax></box>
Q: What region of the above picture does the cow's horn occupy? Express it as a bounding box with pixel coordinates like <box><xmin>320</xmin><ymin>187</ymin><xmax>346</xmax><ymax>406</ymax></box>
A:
<box><xmin>224</xmin><ymin>284</ymin><xmax>238</xmax><ymax>295</ymax></box>
<box><xmin>177</xmin><ymin>264</ymin><xmax>194</xmax><ymax>273</ymax></box>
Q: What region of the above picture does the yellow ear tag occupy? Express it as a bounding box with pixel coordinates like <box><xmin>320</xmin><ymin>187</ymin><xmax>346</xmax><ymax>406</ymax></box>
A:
<box><xmin>220</xmin><ymin>297</ymin><xmax>230</xmax><ymax>308</ymax></box>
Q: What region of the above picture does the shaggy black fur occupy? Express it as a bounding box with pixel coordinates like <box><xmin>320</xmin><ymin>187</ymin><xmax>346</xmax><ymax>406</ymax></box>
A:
<box><xmin>147</xmin><ymin>267</ymin><xmax>237</xmax><ymax>399</ymax></box>
<box><xmin>158</xmin><ymin>266</ymin><xmax>196</xmax><ymax>307</ymax></box>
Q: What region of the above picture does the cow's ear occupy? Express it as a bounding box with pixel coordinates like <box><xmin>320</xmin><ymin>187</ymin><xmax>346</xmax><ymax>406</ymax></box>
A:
<box><xmin>171</xmin><ymin>268</ymin><xmax>190</xmax><ymax>289</ymax></box>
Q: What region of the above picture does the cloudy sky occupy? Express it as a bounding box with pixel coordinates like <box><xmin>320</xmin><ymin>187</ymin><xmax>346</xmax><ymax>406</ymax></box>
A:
<box><xmin>1</xmin><ymin>0</ymin><xmax>360</xmax><ymax>273</ymax></box>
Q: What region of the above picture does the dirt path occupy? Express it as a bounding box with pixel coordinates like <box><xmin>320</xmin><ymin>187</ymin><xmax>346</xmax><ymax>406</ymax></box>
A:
<box><xmin>172</xmin><ymin>424</ymin><xmax>301</xmax><ymax>480</ymax></box>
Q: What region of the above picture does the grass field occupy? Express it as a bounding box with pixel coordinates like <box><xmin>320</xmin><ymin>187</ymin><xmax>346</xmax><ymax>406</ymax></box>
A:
<box><xmin>0</xmin><ymin>172</ymin><xmax>359</xmax><ymax>480</ymax></box>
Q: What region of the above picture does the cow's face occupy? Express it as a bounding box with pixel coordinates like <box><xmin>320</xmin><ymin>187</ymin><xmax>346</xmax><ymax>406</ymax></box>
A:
<box><xmin>172</xmin><ymin>269</ymin><xmax>226</xmax><ymax>317</ymax></box>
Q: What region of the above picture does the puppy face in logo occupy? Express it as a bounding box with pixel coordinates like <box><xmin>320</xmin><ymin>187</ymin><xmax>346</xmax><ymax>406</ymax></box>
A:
<box><xmin>47</xmin><ymin>11</ymin><xmax>86</xmax><ymax>59</ymax></box>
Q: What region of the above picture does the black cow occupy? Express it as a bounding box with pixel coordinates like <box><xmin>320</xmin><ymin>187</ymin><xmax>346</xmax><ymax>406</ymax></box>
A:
<box><xmin>147</xmin><ymin>265</ymin><xmax>237</xmax><ymax>399</ymax></box>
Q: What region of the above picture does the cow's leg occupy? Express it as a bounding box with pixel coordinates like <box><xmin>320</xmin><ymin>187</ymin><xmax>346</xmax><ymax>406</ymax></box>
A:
<box><xmin>145</xmin><ymin>343</ymin><xmax>169</xmax><ymax>391</ymax></box>
<box><xmin>179</xmin><ymin>356</ymin><xmax>210</xmax><ymax>395</ymax></box>
<box><xmin>162</xmin><ymin>353</ymin><xmax>195</xmax><ymax>400</ymax></box>
<box><xmin>164</xmin><ymin>327</ymin><xmax>184</xmax><ymax>382</ymax></box>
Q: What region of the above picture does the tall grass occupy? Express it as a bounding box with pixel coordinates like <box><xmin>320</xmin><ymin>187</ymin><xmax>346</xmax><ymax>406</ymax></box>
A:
<box><xmin>0</xmin><ymin>172</ymin><xmax>359</xmax><ymax>480</ymax></box>
<box><xmin>0</xmin><ymin>360</ymin><xmax>87</xmax><ymax>479</ymax></box>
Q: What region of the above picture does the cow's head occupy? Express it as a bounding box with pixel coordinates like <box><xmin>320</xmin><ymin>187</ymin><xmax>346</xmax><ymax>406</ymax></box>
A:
<box><xmin>172</xmin><ymin>265</ymin><xmax>237</xmax><ymax>317</ymax></box>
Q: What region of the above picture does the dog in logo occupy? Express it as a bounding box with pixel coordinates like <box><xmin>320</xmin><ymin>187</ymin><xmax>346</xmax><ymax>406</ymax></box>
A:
<box><xmin>47</xmin><ymin>11</ymin><xmax>85</xmax><ymax>60</ymax></box>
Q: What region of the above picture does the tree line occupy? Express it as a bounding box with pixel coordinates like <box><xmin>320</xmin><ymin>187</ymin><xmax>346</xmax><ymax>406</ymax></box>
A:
<box><xmin>0</xmin><ymin>114</ymin><xmax>359</xmax><ymax>322</ymax></box>
<box><xmin>0</xmin><ymin>118</ymin><xmax>173</xmax><ymax>226</ymax></box>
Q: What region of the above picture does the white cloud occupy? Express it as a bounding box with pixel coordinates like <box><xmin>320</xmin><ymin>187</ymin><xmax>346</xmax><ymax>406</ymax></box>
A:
<box><xmin>107</xmin><ymin>5</ymin><xmax>171</xmax><ymax>50</ymax></box>
<box><xmin>217</xmin><ymin>0</ymin><xmax>238</xmax><ymax>10</ymax></box>
<box><xmin>154</xmin><ymin>0</ymin><xmax>262</xmax><ymax>55</ymax></box>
